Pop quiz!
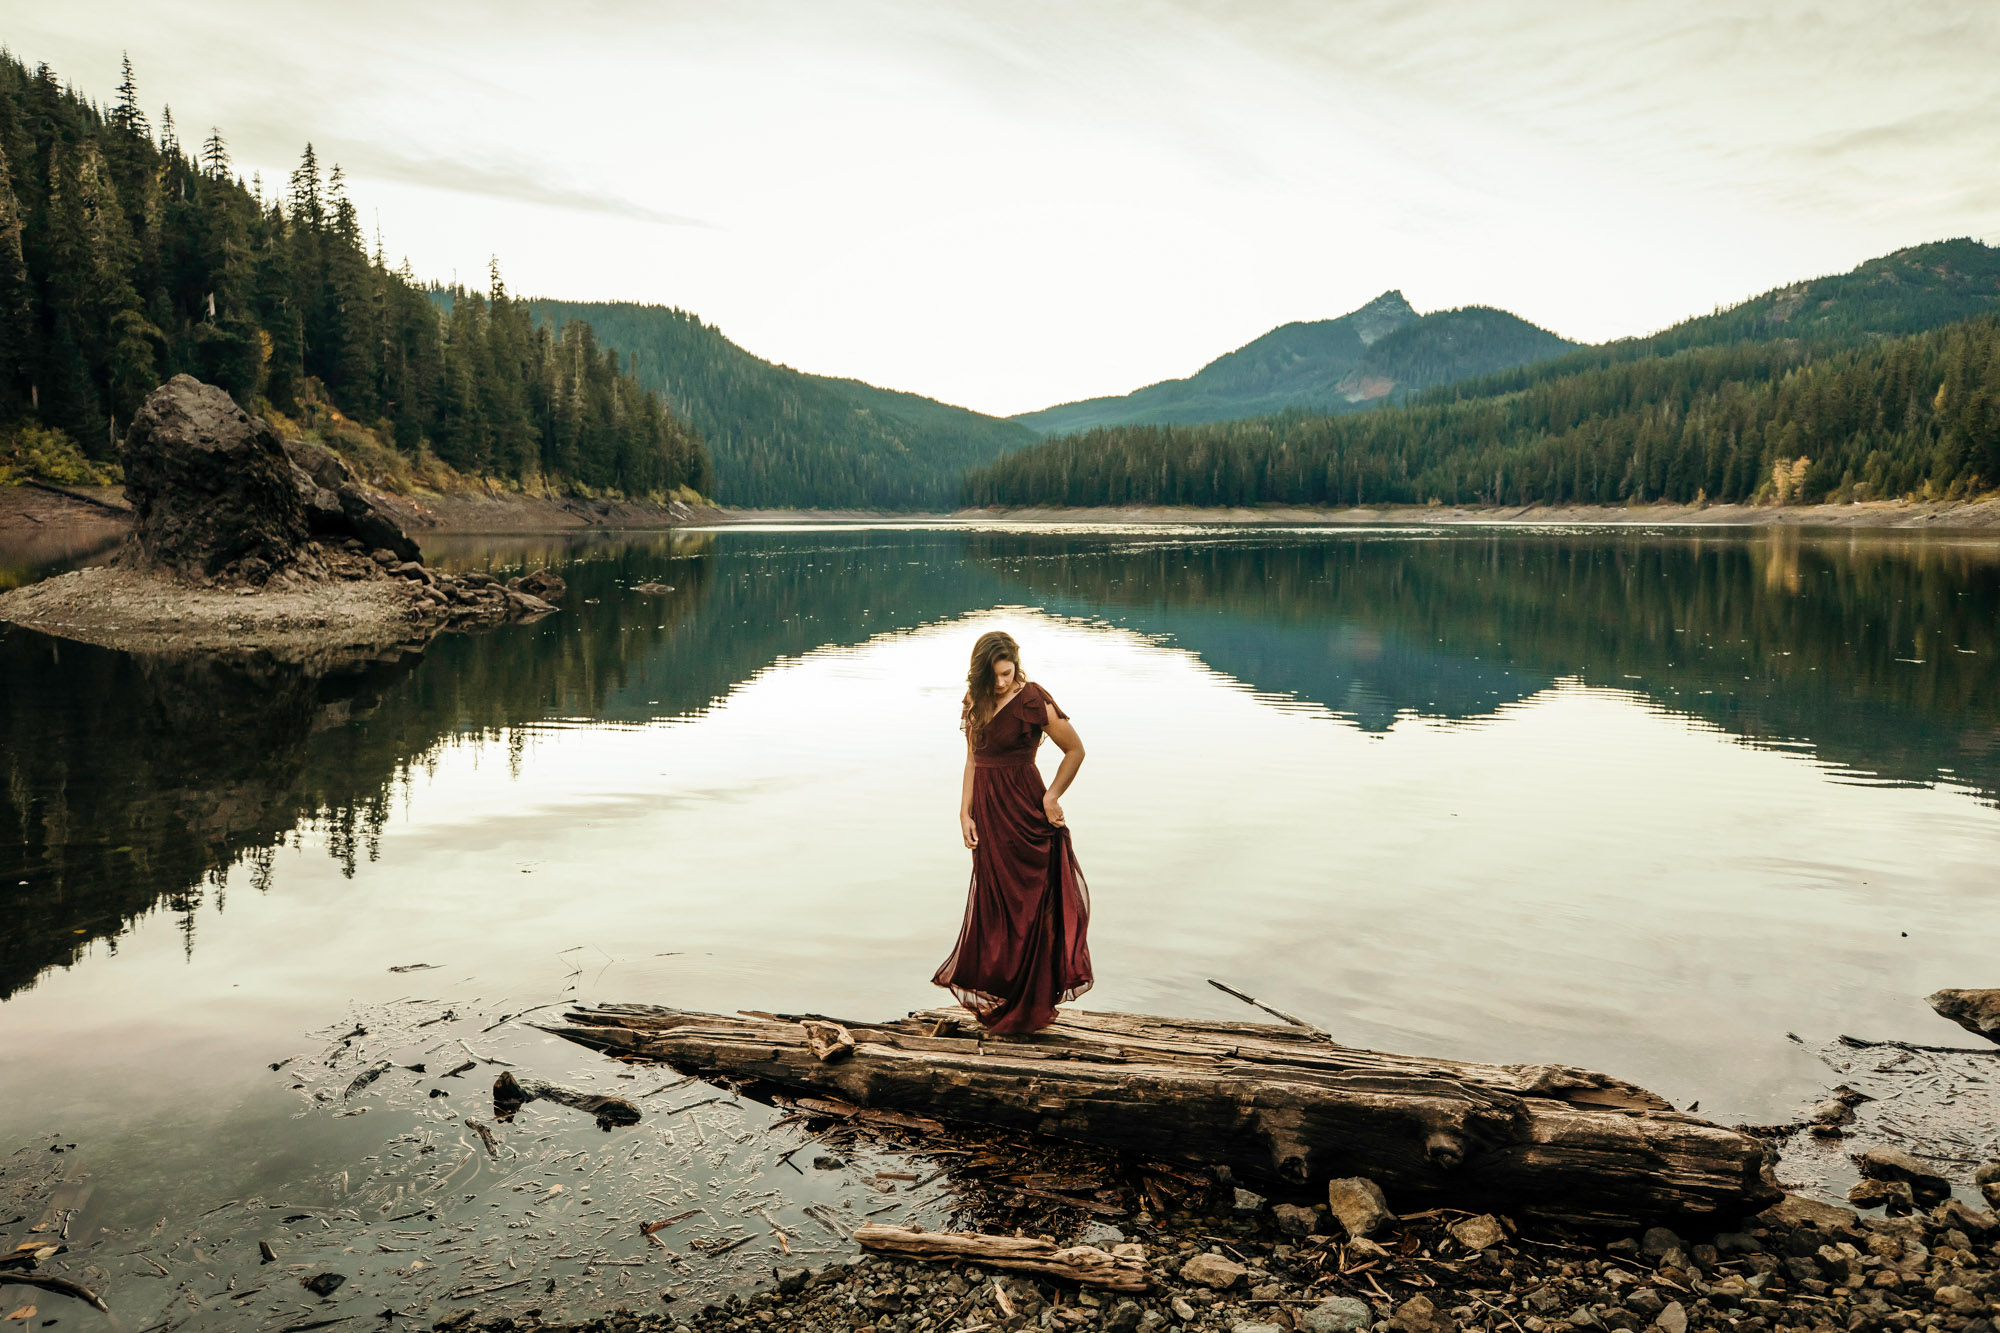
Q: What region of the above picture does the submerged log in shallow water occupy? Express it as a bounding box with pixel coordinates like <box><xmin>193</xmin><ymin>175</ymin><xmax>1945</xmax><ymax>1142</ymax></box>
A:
<box><xmin>545</xmin><ymin>1003</ymin><xmax>1779</xmax><ymax>1227</ymax></box>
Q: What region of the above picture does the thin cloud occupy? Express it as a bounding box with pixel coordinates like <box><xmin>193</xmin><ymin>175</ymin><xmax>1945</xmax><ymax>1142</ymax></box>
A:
<box><xmin>326</xmin><ymin>140</ymin><xmax>712</xmax><ymax>229</ymax></box>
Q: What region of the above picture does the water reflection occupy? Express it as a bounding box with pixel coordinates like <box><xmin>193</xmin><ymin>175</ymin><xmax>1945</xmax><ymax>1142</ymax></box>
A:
<box><xmin>6</xmin><ymin>526</ymin><xmax>2000</xmax><ymax>1006</ymax></box>
<box><xmin>964</xmin><ymin>528</ymin><xmax>2000</xmax><ymax>794</ymax></box>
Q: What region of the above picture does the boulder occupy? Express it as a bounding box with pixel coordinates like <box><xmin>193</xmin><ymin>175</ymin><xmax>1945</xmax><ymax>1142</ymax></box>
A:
<box><xmin>1849</xmin><ymin>1178</ymin><xmax>1915</xmax><ymax>1212</ymax></box>
<box><xmin>120</xmin><ymin>375</ymin><xmax>308</xmax><ymax>583</ymax></box>
<box><xmin>1857</xmin><ymin>1146</ymin><xmax>1951</xmax><ymax>1202</ymax></box>
<box><xmin>1755</xmin><ymin>1193</ymin><xmax>1859</xmax><ymax>1234</ymax></box>
<box><xmin>1326</xmin><ymin>1177</ymin><xmax>1392</xmax><ymax>1240</ymax></box>
<box><xmin>514</xmin><ymin>569</ymin><xmax>567</xmax><ymax>602</ymax></box>
<box><xmin>1975</xmin><ymin>1160</ymin><xmax>2000</xmax><ymax>1209</ymax></box>
<box><xmin>1927</xmin><ymin>989</ymin><xmax>2000</xmax><ymax>1045</ymax></box>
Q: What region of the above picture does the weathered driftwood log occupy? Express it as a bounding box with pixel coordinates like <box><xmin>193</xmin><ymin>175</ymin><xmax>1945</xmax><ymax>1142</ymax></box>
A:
<box><xmin>545</xmin><ymin>1005</ymin><xmax>1779</xmax><ymax>1227</ymax></box>
<box><xmin>854</xmin><ymin>1224</ymin><xmax>1147</xmax><ymax>1291</ymax></box>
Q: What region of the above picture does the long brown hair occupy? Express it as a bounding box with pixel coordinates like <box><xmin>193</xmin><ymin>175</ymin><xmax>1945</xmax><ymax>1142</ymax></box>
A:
<box><xmin>965</xmin><ymin>630</ymin><xmax>1026</xmax><ymax>748</ymax></box>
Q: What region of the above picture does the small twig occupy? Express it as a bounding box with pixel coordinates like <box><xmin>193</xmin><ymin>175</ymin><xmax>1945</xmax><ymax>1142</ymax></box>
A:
<box><xmin>481</xmin><ymin>1003</ymin><xmax>562</xmax><ymax>1034</ymax></box>
<box><xmin>1838</xmin><ymin>1034</ymin><xmax>1998</xmax><ymax>1056</ymax></box>
<box><xmin>1206</xmin><ymin>979</ymin><xmax>1323</xmax><ymax>1033</ymax></box>
<box><xmin>0</xmin><ymin>1271</ymin><xmax>112</xmax><ymax>1312</ymax></box>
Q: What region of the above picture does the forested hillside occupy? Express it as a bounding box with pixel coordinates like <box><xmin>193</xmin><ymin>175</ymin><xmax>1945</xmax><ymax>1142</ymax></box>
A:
<box><xmin>524</xmin><ymin>300</ymin><xmax>1036</xmax><ymax>509</ymax></box>
<box><xmin>968</xmin><ymin>242</ymin><xmax>2000</xmax><ymax>510</ymax></box>
<box><xmin>1013</xmin><ymin>291</ymin><xmax>1575</xmax><ymax>436</ymax></box>
<box><xmin>0</xmin><ymin>54</ymin><xmax>710</xmax><ymax>497</ymax></box>
<box><xmin>965</xmin><ymin>312</ymin><xmax>2000</xmax><ymax>509</ymax></box>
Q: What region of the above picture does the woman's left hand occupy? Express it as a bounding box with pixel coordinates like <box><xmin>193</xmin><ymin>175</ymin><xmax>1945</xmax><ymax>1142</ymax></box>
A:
<box><xmin>1043</xmin><ymin>794</ymin><xmax>1065</xmax><ymax>828</ymax></box>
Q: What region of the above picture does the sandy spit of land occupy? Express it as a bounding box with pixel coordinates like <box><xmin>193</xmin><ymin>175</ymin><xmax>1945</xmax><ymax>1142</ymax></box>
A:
<box><xmin>0</xmin><ymin>562</ymin><xmax>428</xmax><ymax>656</ymax></box>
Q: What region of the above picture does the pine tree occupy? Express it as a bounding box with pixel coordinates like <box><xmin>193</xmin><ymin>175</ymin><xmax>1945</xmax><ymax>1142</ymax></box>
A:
<box><xmin>108</xmin><ymin>53</ymin><xmax>149</xmax><ymax>140</ymax></box>
<box><xmin>199</xmin><ymin>128</ymin><xmax>229</xmax><ymax>179</ymax></box>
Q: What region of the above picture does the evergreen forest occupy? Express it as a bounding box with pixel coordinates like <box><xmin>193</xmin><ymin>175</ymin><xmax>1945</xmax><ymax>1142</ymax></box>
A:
<box><xmin>523</xmin><ymin>300</ymin><xmax>1035</xmax><ymax>509</ymax></box>
<box><xmin>965</xmin><ymin>242</ymin><xmax>2000</xmax><ymax>509</ymax></box>
<box><xmin>0</xmin><ymin>53</ymin><xmax>710</xmax><ymax>498</ymax></box>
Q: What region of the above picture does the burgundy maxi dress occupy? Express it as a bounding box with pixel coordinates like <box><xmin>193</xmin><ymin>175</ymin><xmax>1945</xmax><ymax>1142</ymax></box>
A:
<box><xmin>932</xmin><ymin>681</ymin><xmax>1093</xmax><ymax>1035</ymax></box>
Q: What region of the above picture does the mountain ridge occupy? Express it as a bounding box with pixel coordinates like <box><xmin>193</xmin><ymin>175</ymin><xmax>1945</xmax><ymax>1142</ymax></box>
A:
<box><xmin>1011</xmin><ymin>291</ymin><xmax>1577</xmax><ymax>436</ymax></box>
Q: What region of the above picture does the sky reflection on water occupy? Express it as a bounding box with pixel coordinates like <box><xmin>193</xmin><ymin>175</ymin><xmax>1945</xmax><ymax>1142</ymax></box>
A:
<box><xmin>2</xmin><ymin>524</ymin><xmax>1998</xmax><ymax>1324</ymax></box>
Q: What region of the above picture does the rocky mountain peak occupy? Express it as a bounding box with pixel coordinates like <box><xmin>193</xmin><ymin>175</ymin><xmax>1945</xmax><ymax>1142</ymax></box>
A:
<box><xmin>1352</xmin><ymin>290</ymin><xmax>1419</xmax><ymax>346</ymax></box>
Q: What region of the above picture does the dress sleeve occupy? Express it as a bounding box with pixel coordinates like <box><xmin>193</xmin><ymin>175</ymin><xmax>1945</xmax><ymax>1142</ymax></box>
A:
<box><xmin>1020</xmin><ymin>683</ymin><xmax>1067</xmax><ymax>726</ymax></box>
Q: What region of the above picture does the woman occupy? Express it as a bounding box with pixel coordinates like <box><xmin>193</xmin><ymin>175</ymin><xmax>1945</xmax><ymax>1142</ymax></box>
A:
<box><xmin>932</xmin><ymin>631</ymin><xmax>1092</xmax><ymax>1034</ymax></box>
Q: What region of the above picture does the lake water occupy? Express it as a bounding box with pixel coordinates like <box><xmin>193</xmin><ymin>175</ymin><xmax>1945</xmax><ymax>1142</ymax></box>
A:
<box><xmin>4</xmin><ymin>522</ymin><xmax>1999</xmax><ymax>1328</ymax></box>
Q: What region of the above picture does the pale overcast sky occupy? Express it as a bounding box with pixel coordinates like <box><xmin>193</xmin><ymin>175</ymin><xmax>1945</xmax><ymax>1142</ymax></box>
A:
<box><xmin>9</xmin><ymin>1</ymin><xmax>1998</xmax><ymax>417</ymax></box>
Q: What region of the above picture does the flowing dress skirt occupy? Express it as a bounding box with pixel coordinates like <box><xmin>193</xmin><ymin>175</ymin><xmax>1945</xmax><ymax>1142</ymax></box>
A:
<box><xmin>932</xmin><ymin>755</ymin><xmax>1092</xmax><ymax>1034</ymax></box>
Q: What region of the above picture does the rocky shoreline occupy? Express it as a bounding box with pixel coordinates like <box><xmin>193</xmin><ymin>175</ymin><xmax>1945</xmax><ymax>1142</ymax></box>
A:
<box><xmin>411</xmin><ymin>1179</ymin><xmax>2000</xmax><ymax>1333</ymax></box>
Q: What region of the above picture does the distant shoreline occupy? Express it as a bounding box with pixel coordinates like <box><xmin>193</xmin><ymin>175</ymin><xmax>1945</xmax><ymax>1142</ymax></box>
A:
<box><xmin>723</xmin><ymin>496</ymin><xmax>2000</xmax><ymax>531</ymax></box>
<box><xmin>13</xmin><ymin>484</ymin><xmax>2000</xmax><ymax>538</ymax></box>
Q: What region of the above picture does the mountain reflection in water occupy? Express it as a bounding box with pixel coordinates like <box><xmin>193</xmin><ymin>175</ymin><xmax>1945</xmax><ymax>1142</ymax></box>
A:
<box><xmin>4</xmin><ymin>524</ymin><xmax>1999</xmax><ymax>1007</ymax></box>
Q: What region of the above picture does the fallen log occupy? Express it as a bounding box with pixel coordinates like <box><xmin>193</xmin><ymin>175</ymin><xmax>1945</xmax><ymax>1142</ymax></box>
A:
<box><xmin>544</xmin><ymin>1004</ymin><xmax>1780</xmax><ymax>1227</ymax></box>
<box><xmin>854</xmin><ymin>1224</ymin><xmax>1147</xmax><ymax>1291</ymax></box>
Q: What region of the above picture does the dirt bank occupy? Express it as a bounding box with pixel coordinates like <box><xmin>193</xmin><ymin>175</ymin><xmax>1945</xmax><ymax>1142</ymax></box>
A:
<box><xmin>375</xmin><ymin>489</ymin><xmax>727</xmax><ymax>533</ymax></box>
<box><xmin>0</xmin><ymin>482</ymin><xmax>725</xmax><ymax>540</ymax></box>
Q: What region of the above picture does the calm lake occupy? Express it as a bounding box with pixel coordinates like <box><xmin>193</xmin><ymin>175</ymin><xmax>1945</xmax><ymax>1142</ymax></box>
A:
<box><xmin>4</xmin><ymin>522</ymin><xmax>1998</xmax><ymax>1327</ymax></box>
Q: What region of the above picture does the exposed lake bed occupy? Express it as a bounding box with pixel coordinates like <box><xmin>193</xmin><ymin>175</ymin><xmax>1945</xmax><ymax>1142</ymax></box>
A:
<box><xmin>4</xmin><ymin>521</ymin><xmax>1999</xmax><ymax>1332</ymax></box>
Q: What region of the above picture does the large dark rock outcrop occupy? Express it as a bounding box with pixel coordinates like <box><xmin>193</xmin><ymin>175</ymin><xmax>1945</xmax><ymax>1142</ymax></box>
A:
<box><xmin>120</xmin><ymin>375</ymin><xmax>309</xmax><ymax>583</ymax></box>
<box><xmin>285</xmin><ymin>438</ymin><xmax>422</xmax><ymax>563</ymax></box>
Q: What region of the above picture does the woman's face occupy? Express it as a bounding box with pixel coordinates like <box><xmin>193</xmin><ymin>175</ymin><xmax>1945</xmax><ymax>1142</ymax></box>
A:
<box><xmin>993</xmin><ymin>658</ymin><xmax>1017</xmax><ymax>693</ymax></box>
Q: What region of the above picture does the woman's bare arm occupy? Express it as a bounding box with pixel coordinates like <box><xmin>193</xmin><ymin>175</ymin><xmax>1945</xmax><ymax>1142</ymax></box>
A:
<box><xmin>960</xmin><ymin>732</ymin><xmax>979</xmax><ymax>849</ymax></box>
<box><xmin>1040</xmin><ymin>714</ymin><xmax>1085</xmax><ymax>827</ymax></box>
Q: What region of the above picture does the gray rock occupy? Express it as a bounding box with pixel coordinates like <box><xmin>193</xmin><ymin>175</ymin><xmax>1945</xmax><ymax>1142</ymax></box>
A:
<box><xmin>1232</xmin><ymin>1186</ymin><xmax>1266</xmax><ymax>1215</ymax></box>
<box><xmin>1305</xmin><ymin>1296</ymin><xmax>1377</xmax><ymax>1333</ymax></box>
<box><xmin>1170</xmin><ymin>1296</ymin><xmax>1198</xmax><ymax>1321</ymax></box>
<box><xmin>1625</xmin><ymin>1289</ymin><xmax>1665</xmax><ymax>1319</ymax></box>
<box><xmin>1273</xmin><ymin>1203</ymin><xmax>1322</xmax><ymax>1236</ymax></box>
<box><xmin>121</xmin><ymin>375</ymin><xmax>310</xmax><ymax>583</ymax></box>
<box><xmin>1655</xmin><ymin>1301</ymin><xmax>1687</xmax><ymax>1333</ymax></box>
<box><xmin>776</xmin><ymin>1267</ymin><xmax>810</xmax><ymax>1294</ymax></box>
<box><xmin>1231</xmin><ymin>1324</ymin><xmax>1285</xmax><ymax>1333</ymax></box>
<box><xmin>1326</xmin><ymin>1177</ymin><xmax>1392</xmax><ymax>1240</ymax></box>
<box><xmin>1181</xmin><ymin>1252</ymin><xmax>1247</xmax><ymax>1290</ymax></box>
<box><xmin>1639</xmin><ymin>1227</ymin><xmax>1684</xmax><ymax>1259</ymax></box>
<box><xmin>1103</xmin><ymin>1300</ymin><xmax>1144</xmax><ymax>1333</ymax></box>
<box><xmin>1926</xmin><ymin>988</ymin><xmax>2000</xmax><ymax>1045</ymax></box>
<box><xmin>1524</xmin><ymin>1287</ymin><xmax>1563</xmax><ymax>1314</ymax></box>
